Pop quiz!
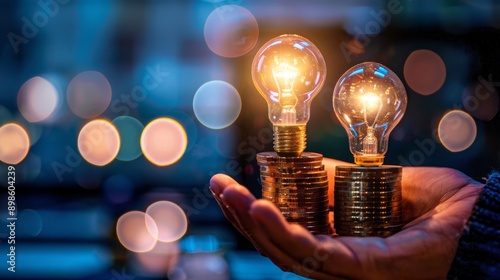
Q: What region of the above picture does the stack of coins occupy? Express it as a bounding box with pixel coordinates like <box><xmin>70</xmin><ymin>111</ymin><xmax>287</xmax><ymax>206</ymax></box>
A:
<box><xmin>334</xmin><ymin>165</ymin><xmax>402</xmax><ymax>237</ymax></box>
<box><xmin>257</xmin><ymin>152</ymin><xmax>330</xmax><ymax>235</ymax></box>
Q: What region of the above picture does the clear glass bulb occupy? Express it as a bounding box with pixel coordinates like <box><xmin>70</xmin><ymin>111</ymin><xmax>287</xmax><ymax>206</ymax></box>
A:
<box><xmin>333</xmin><ymin>62</ymin><xmax>407</xmax><ymax>166</ymax></box>
<box><xmin>252</xmin><ymin>34</ymin><xmax>326</xmax><ymax>157</ymax></box>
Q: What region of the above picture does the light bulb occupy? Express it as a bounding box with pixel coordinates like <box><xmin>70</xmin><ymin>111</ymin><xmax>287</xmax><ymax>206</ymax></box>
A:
<box><xmin>252</xmin><ymin>34</ymin><xmax>327</xmax><ymax>157</ymax></box>
<box><xmin>333</xmin><ymin>62</ymin><xmax>407</xmax><ymax>166</ymax></box>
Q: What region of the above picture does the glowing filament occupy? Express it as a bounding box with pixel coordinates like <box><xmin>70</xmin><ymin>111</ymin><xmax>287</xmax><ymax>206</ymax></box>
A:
<box><xmin>361</xmin><ymin>92</ymin><xmax>382</xmax><ymax>154</ymax></box>
<box><xmin>273</xmin><ymin>63</ymin><xmax>298</xmax><ymax>124</ymax></box>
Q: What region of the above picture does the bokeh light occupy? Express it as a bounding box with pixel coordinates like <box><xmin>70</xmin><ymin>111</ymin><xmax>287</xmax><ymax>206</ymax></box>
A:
<box><xmin>404</xmin><ymin>49</ymin><xmax>447</xmax><ymax>95</ymax></box>
<box><xmin>17</xmin><ymin>76</ymin><xmax>59</xmax><ymax>123</ymax></box>
<box><xmin>438</xmin><ymin>110</ymin><xmax>477</xmax><ymax>152</ymax></box>
<box><xmin>193</xmin><ymin>80</ymin><xmax>241</xmax><ymax>129</ymax></box>
<box><xmin>180</xmin><ymin>235</ymin><xmax>220</xmax><ymax>253</ymax></box>
<box><xmin>0</xmin><ymin>123</ymin><xmax>30</xmax><ymax>164</ymax></box>
<box><xmin>462</xmin><ymin>81</ymin><xmax>499</xmax><ymax>121</ymax></box>
<box><xmin>78</xmin><ymin>119</ymin><xmax>120</xmax><ymax>166</ymax></box>
<box><xmin>116</xmin><ymin>211</ymin><xmax>158</xmax><ymax>253</ymax></box>
<box><xmin>103</xmin><ymin>175</ymin><xmax>134</xmax><ymax>204</ymax></box>
<box><xmin>141</xmin><ymin>118</ymin><xmax>187</xmax><ymax>166</ymax></box>
<box><xmin>134</xmin><ymin>241</ymin><xmax>180</xmax><ymax>276</ymax></box>
<box><xmin>112</xmin><ymin>116</ymin><xmax>144</xmax><ymax>161</ymax></box>
<box><xmin>146</xmin><ymin>201</ymin><xmax>188</xmax><ymax>243</ymax></box>
<box><xmin>168</xmin><ymin>110</ymin><xmax>198</xmax><ymax>152</ymax></box>
<box><xmin>204</xmin><ymin>5</ymin><xmax>259</xmax><ymax>58</ymax></box>
<box><xmin>14</xmin><ymin>116</ymin><xmax>43</xmax><ymax>146</ymax></box>
<box><xmin>169</xmin><ymin>252</ymin><xmax>229</xmax><ymax>280</ymax></box>
<box><xmin>67</xmin><ymin>71</ymin><xmax>112</xmax><ymax>119</ymax></box>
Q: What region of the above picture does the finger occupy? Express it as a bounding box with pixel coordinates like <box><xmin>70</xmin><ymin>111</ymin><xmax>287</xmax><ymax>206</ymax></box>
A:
<box><xmin>209</xmin><ymin>185</ymin><xmax>247</xmax><ymax>235</ymax></box>
<box><xmin>209</xmin><ymin>175</ymin><xmax>262</xmax><ymax>251</ymax></box>
<box><xmin>221</xmin><ymin>186</ymin><xmax>315</xmax><ymax>273</ymax></box>
<box><xmin>210</xmin><ymin>173</ymin><xmax>239</xmax><ymax>197</ymax></box>
<box><xmin>209</xmin><ymin>175</ymin><xmax>244</xmax><ymax>229</ymax></box>
<box><xmin>211</xmin><ymin>176</ymin><xmax>311</xmax><ymax>264</ymax></box>
<box><xmin>401</xmin><ymin>167</ymin><xmax>475</xmax><ymax>222</ymax></box>
<box><xmin>219</xmin><ymin>183</ymin><xmax>264</xmax><ymax>252</ymax></box>
<box><xmin>217</xmin><ymin>183</ymin><xmax>284</xmax><ymax>257</ymax></box>
<box><xmin>250</xmin><ymin>199</ymin><xmax>359</xmax><ymax>279</ymax></box>
<box><xmin>221</xmin><ymin>184</ymin><xmax>297</xmax><ymax>259</ymax></box>
<box><xmin>212</xmin><ymin>164</ymin><xmax>355</xmax><ymax>278</ymax></box>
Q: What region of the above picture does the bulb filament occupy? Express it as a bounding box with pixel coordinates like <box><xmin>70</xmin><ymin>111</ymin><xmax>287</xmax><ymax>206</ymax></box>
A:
<box><xmin>273</xmin><ymin>63</ymin><xmax>298</xmax><ymax>124</ymax></box>
<box><xmin>362</xmin><ymin>92</ymin><xmax>382</xmax><ymax>154</ymax></box>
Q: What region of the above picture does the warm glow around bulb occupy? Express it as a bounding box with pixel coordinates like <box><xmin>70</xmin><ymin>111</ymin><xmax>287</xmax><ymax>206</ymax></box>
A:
<box><xmin>252</xmin><ymin>34</ymin><xmax>326</xmax><ymax>156</ymax></box>
<box><xmin>252</xmin><ymin>34</ymin><xmax>326</xmax><ymax>126</ymax></box>
<box><xmin>333</xmin><ymin>62</ymin><xmax>407</xmax><ymax>166</ymax></box>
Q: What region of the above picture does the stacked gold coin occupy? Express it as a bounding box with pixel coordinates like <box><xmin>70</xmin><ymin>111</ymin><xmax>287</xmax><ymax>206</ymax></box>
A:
<box><xmin>257</xmin><ymin>152</ymin><xmax>330</xmax><ymax>235</ymax></box>
<box><xmin>334</xmin><ymin>165</ymin><xmax>402</xmax><ymax>237</ymax></box>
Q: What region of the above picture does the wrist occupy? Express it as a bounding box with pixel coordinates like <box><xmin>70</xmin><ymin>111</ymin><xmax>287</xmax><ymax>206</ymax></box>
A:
<box><xmin>448</xmin><ymin>172</ymin><xmax>500</xmax><ymax>279</ymax></box>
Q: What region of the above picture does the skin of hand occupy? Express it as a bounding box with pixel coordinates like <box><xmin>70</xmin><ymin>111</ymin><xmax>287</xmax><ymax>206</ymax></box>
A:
<box><xmin>209</xmin><ymin>158</ymin><xmax>484</xmax><ymax>280</ymax></box>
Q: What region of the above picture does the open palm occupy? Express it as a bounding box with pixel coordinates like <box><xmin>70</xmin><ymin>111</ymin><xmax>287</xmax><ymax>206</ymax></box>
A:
<box><xmin>209</xmin><ymin>158</ymin><xmax>484</xmax><ymax>279</ymax></box>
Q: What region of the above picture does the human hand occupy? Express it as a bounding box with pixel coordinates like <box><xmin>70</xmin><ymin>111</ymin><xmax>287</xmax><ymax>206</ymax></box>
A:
<box><xmin>209</xmin><ymin>158</ymin><xmax>484</xmax><ymax>279</ymax></box>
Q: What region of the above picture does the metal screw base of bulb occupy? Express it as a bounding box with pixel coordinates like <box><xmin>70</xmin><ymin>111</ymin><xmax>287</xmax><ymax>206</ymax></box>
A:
<box><xmin>273</xmin><ymin>125</ymin><xmax>306</xmax><ymax>157</ymax></box>
<box><xmin>354</xmin><ymin>155</ymin><xmax>385</xmax><ymax>167</ymax></box>
<box><xmin>333</xmin><ymin>165</ymin><xmax>403</xmax><ymax>237</ymax></box>
<box><xmin>257</xmin><ymin>152</ymin><xmax>330</xmax><ymax>235</ymax></box>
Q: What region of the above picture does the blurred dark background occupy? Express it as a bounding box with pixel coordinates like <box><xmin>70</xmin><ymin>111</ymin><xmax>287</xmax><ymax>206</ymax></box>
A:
<box><xmin>0</xmin><ymin>0</ymin><xmax>499</xmax><ymax>279</ymax></box>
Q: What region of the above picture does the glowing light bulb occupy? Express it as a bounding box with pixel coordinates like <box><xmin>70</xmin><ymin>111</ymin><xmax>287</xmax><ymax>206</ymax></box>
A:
<box><xmin>333</xmin><ymin>62</ymin><xmax>407</xmax><ymax>166</ymax></box>
<box><xmin>252</xmin><ymin>34</ymin><xmax>327</xmax><ymax>157</ymax></box>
